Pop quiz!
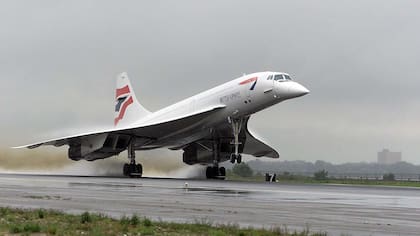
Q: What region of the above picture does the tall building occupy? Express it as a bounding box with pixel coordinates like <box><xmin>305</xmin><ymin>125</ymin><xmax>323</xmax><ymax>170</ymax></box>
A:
<box><xmin>377</xmin><ymin>149</ymin><xmax>402</xmax><ymax>164</ymax></box>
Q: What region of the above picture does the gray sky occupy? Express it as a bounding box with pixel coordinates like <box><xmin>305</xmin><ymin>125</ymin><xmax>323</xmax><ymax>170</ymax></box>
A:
<box><xmin>2</xmin><ymin>0</ymin><xmax>420</xmax><ymax>164</ymax></box>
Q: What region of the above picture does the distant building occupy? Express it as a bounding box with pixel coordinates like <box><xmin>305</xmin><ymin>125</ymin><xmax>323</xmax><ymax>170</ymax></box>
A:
<box><xmin>377</xmin><ymin>149</ymin><xmax>402</xmax><ymax>164</ymax></box>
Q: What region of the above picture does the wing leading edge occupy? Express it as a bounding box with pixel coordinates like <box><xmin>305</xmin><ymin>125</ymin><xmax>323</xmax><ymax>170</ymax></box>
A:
<box><xmin>13</xmin><ymin>104</ymin><xmax>226</xmax><ymax>150</ymax></box>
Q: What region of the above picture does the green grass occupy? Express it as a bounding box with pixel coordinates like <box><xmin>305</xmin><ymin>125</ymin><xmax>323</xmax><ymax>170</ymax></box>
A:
<box><xmin>0</xmin><ymin>207</ymin><xmax>326</xmax><ymax>236</ymax></box>
<box><xmin>226</xmin><ymin>173</ymin><xmax>266</xmax><ymax>182</ymax></box>
<box><xmin>227</xmin><ymin>172</ymin><xmax>420</xmax><ymax>187</ymax></box>
<box><xmin>303</xmin><ymin>178</ymin><xmax>420</xmax><ymax>187</ymax></box>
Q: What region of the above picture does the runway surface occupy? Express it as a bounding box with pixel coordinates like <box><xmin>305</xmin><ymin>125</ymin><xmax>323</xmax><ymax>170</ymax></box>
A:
<box><xmin>0</xmin><ymin>174</ymin><xmax>419</xmax><ymax>236</ymax></box>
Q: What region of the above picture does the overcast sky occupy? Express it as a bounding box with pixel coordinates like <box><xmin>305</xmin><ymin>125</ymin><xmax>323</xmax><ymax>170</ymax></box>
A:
<box><xmin>1</xmin><ymin>0</ymin><xmax>420</xmax><ymax>164</ymax></box>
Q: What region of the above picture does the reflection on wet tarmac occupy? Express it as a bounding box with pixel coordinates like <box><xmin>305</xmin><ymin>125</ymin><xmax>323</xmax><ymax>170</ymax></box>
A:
<box><xmin>69</xmin><ymin>182</ymin><xmax>142</xmax><ymax>188</ymax></box>
<box><xmin>183</xmin><ymin>187</ymin><xmax>251</xmax><ymax>196</ymax></box>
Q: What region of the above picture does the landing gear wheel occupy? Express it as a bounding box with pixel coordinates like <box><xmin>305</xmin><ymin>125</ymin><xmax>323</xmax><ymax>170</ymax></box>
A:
<box><xmin>219</xmin><ymin>167</ymin><xmax>226</xmax><ymax>178</ymax></box>
<box><xmin>213</xmin><ymin>167</ymin><xmax>219</xmax><ymax>177</ymax></box>
<box><xmin>123</xmin><ymin>164</ymin><xmax>143</xmax><ymax>178</ymax></box>
<box><xmin>230</xmin><ymin>154</ymin><xmax>236</xmax><ymax>163</ymax></box>
<box><xmin>123</xmin><ymin>139</ymin><xmax>143</xmax><ymax>178</ymax></box>
<box><xmin>230</xmin><ymin>153</ymin><xmax>242</xmax><ymax>164</ymax></box>
<box><xmin>206</xmin><ymin>166</ymin><xmax>213</xmax><ymax>179</ymax></box>
<box><xmin>206</xmin><ymin>166</ymin><xmax>226</xmax><ymax>180</ymax></box>
<box><xmin>236</xmin><ymin>154</ymin><xmax>242</xmax><ymax>164</ymax></box>
<box><xmin>129</xmin><ymin>163</ymin><xmax>142</xmax><ymax>178</ymax></box>
<box><xmin>123</xmin><ymin>164</ymin><xmax>129</xmax><ymax>176</ymax></box>
<box><xmin>127</xmin><ymin>163</ymin><xmax>142</xmax><ymax>178</ymax></box>
<box><xmin>136</xmin><ymin>164</ymin><xmax>143</xmax><ymax>176</ymax></box>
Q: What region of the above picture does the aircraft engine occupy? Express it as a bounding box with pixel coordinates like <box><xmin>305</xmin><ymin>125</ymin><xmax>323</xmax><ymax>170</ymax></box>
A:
<box><xmin>67</xmin><ymin>134</ymin><xmax>130</xmax><ymax>161</ymax></box>
<box><xmin>68</xmin><ymin>144</ymin><xmax>83</xmax><ymax>161</ymax></box>
<box><xmin>182</xmin><ymin>142</ymin><xmax>233</xmax><ymax>165</ymax></box>
<box><xmin>182</xmin><ymin>144</ymin><xmax>212</xmax><ymax>165</ymax></box>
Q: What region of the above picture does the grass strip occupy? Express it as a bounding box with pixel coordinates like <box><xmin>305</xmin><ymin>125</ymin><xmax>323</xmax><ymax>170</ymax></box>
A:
<box><xmin>0</xmin><ymin>207</ymin><xmax>327</xmax><ymax>236</ymax></box>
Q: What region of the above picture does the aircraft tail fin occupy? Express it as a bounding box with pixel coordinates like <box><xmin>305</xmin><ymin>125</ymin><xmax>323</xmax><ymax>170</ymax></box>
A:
<box><xmin>114</xmin><ymin>72</ymin><xmax>151</xmax><ymax>127</ymax></box>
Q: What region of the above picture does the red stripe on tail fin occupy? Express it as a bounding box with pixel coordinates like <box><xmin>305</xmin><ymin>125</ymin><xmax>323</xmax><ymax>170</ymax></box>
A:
<box><xmin>116</xmin><ymin>85</ymin><xmax>130</xmax><ymax>98</ymax></box>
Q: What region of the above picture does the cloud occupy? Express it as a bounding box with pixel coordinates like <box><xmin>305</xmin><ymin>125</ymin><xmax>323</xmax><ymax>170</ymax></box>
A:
<box><xmin>1</xmin><ymin>0</ymin><xmax>420</xmax><ymax>163</ymax></box>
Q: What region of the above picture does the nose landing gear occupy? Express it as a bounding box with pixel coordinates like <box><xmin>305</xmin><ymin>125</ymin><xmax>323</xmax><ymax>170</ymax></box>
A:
<box><xmin>229</xmin><ymin>117</ymin><xmax>243</xmax><ymax>164</ymax></box>
<box><xmin>230</xmin><ymin>153</ymin><xmax>242</xmax><ymax>164</ymax></box>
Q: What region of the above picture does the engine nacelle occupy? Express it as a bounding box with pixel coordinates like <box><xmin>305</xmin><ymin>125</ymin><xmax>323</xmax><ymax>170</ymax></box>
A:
<box><xmin>183</xmin><ymin>144</ymin><xmax>212</xmax><ymax>165</ymax></box>
<box><xmin>67</xmin><ymin>134</ymin><xmax>131</xmax><ymax>161</ymax></box>
<box><xmin>68</xmin><ymin>143</ymin><xmax>116</xmax><ymax>161</ymax></box>
<box><xmin>68</xmin><ymin>144</ymin><xmax>82</xmax><ymax>161</ymax></box>
<box><xmin>182</xmin><ymin>141</ymin><xmax>239</xmax><ymax>165</ymax></box>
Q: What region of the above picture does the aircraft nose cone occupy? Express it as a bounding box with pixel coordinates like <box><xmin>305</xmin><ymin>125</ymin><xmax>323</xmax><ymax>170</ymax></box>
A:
<box><xmin>288</xmin><ymin>82</ymin><xmax>310</xmax><ymax>98</ymax></box>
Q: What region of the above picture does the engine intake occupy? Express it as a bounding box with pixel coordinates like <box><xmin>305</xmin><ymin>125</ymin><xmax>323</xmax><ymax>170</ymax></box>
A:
<box><xmin>68</xmin><ymin>144</ymin><xmax>82</xmax><ymax>161</ymax></box>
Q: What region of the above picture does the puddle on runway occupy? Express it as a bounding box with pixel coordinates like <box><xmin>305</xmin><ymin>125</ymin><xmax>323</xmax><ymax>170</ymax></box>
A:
<box><xmin>182</xmin><ymin>187</ymin><xmax>251</xmax><ymax>196</ymax></box>
<box><xmin>68</xmin><ymin>182</ymin><xmax>142</xmax><ymax>189</ymax></box>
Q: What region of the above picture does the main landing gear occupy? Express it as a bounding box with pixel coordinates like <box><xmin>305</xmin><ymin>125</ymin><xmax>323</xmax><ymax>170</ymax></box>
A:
<box><xmin>206</xmin><ymin>117</ymin><xmax>245</xmax><ymax>179</ymax></box>
<box><xmin>206</xmin><ymin>140</ymin><xmax>226</xmax><ymax>180</ymax></box>
<box><xmin>206</xmin><ymin>166</ymin><xmax>226</xmax><ymax>179</ymax></box>
<box><xmin>229</xmin><ymin>117</ymin><xmax>243</xmax><ymax>164</ymax></box>
<box><xmin>123</xmin><ymin>140</ymin><xmax>143</xmax><ymax>178</ymax></box>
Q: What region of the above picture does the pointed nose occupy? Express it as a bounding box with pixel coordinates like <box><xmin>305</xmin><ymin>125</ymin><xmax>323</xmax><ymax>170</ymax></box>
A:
<box><xmin>288</xmin><ymin>82</ymin><xmax>310</xmax><ymax>98</ymax></box>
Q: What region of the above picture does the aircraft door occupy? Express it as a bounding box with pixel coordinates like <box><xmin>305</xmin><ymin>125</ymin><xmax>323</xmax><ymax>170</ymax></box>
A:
<box><xmin>268</xmin><ymin>74</ymin><xmax>278</xmax><ymax>97</ymax></box>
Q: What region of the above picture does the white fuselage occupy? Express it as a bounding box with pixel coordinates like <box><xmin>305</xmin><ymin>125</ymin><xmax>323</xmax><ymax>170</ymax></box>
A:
<box><xmin>132</xmin><ymin>71</ymin><xmax>309</xmax><ymax>149</ymax></box>
<box><xmin>15</xmin><ymin>71</ymin><xmax>309</xmax><ymax>166</ymax></box>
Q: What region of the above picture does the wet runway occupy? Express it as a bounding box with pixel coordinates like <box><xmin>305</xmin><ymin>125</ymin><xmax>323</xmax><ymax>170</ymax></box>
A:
<box><xmin>0</xmin><ymin>174</ymin><xmax>419</xmax><ymax>235</ymax></box>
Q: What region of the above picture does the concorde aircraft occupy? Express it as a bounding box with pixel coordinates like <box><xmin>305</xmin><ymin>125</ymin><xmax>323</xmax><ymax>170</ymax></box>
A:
<box><xmin>15</xmin><ymin>72</ymin><xmax>309</xmax><ymax>179</ymax></box>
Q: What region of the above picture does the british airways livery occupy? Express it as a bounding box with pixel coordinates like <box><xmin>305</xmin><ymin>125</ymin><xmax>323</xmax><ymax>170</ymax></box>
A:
<box><xmin>15</xmin><ymin>72</ymin><xmax>309</xmax><ymax>179</ymax></box>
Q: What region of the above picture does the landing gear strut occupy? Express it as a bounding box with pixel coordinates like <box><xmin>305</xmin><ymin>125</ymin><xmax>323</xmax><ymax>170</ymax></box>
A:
<box><xmin>123</xmin><ymin>139</ymin><xmax>143</xmax><ymax>178</ymax></box>
<box><xmin>229</xmin><ymin>117</ymin><xmax>243</xmax><ymax>164</ymax></box>
<box><xmin>206</xmin><ymin>140</ymin><xmax>226</xmax><ymax>180</ymax></box>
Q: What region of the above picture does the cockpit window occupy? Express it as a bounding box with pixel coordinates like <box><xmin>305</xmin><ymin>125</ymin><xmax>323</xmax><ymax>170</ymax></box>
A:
<box><xmin>273</xmin><ymin>74</ymin><xmax>292</xmax><ymax>81</ymax></box>
<box><xmin>274</xmin><ymin>74</ymin><xmax>284</xmax><ymax>81</ymax></box>
<box><xmin>267</xmin><ymin>75</ymin><xmax>273</xmax><ymax>80</ymax></box>
<box><xmin>284</xmin><ymin>74</ymin><xmax>292</xmax><ymax>80</ymax></box>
